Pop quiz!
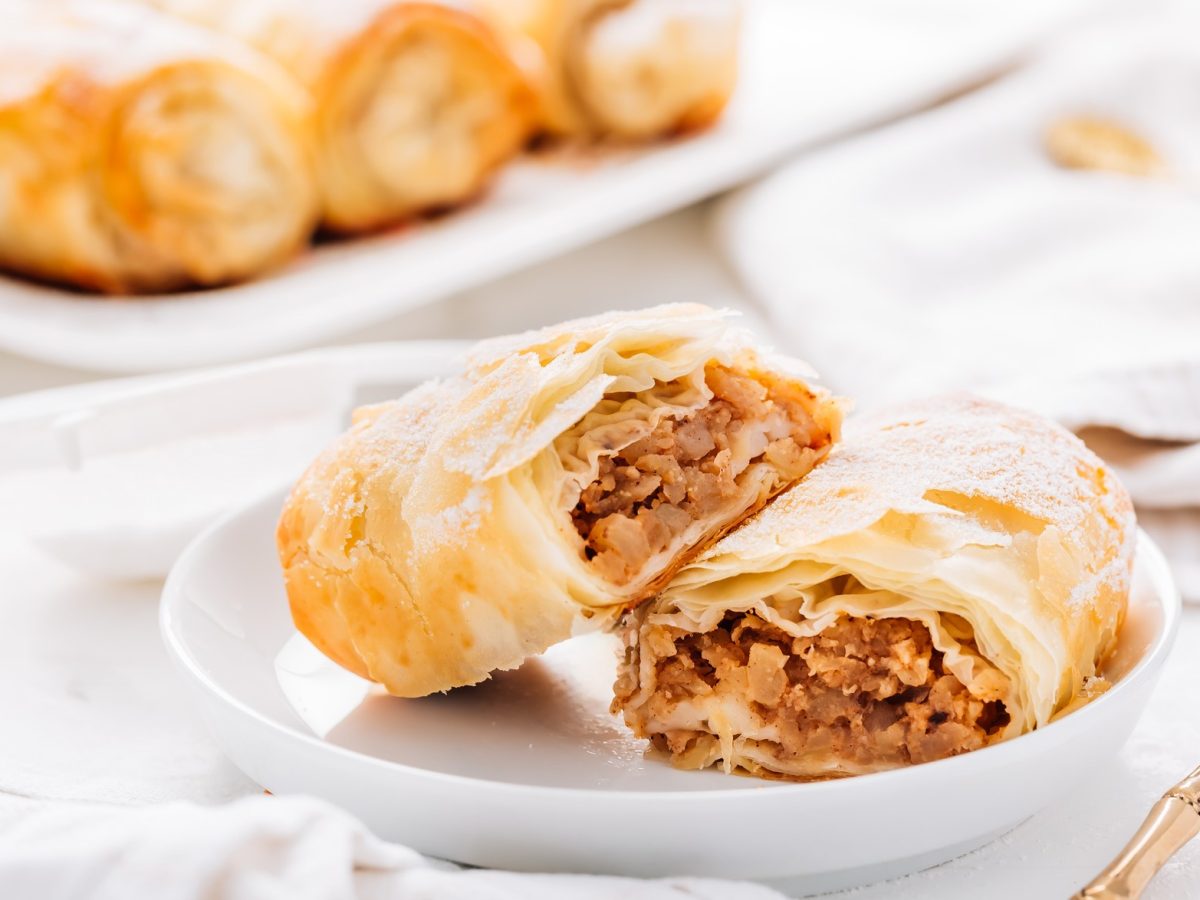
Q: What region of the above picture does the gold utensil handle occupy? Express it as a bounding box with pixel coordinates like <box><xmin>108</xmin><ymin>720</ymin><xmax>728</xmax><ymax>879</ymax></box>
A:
<box><xmin>1075</xmin><ymin>764</ymin><xmax>1200</xmax><ymax>899</ymax></box>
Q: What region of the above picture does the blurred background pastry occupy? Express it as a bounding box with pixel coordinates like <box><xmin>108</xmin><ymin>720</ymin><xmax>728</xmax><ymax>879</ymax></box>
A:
<box><xmin>0</xmin><ymin>1</ymin><xmax>317</xmax><ymax>293</ymax></box>
<box><xmin>0</xmin><ymin>0</ymin><xmax>743</xmax><ymax>297</ymax></box>
<box><xmin>144</xmin><ymin>0</ymin><xmax>537</xmax><ymax>231</ymax></box>
<box><xmin>472</xmin><ymin>0</ymin><xmax>741</xmax><ymax>140</ymax></box>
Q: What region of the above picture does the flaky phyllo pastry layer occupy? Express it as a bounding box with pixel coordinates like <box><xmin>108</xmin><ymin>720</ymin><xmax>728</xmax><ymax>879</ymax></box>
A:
<box><xmin>278</xmin><ymin>305</ymin><xmax>841</xmax><ymax>696</ymax></box>
<box><xmin>613</xmin><ymin>396</ymin><xmax>1135</xmax><ymax>779</ymax></box>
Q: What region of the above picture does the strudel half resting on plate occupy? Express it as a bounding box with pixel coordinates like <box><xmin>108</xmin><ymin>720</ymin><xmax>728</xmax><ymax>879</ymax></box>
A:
<box><xmin>278</xmin><ymin>304</ymin><xmax>841</xmax><ymax>697</ymax></box>
<box><xmin>613</xmin><ymin>396</ymin><xmax>1135</xmax><ymax>779</ymax></box>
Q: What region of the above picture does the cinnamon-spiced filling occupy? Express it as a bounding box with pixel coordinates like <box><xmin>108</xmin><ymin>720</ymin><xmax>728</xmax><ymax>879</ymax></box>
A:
<box><xmin>614</xmin><ymin>611</ymin><xmax>1011</xmax><ymax>777</ymax></box>
<box><xmin>567</xmin><ymin>365</ymin><xmax>826</xmax><ymax>585</ymax></box>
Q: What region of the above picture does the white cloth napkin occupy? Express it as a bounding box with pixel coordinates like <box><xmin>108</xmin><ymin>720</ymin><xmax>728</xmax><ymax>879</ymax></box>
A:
<box><xmin>713</xmin><ymin>0</ymin><xmax>1200</xmax><ymax>600</ymax></box>
<box><xmin>0</xmin><ymin>795</ymin><xmax>781</xmax><ymax>900</ymax></box>
<box><xmin>0</xmin><ymin>536</ymin><xmax>781</xmax><ymax>900</ymax></box>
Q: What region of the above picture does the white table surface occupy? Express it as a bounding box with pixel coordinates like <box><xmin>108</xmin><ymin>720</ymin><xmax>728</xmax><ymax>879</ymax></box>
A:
<box><xmin>1</xmin><ymin>209</ymin><xmax>1198</xmax><ymax>898</ymax></box>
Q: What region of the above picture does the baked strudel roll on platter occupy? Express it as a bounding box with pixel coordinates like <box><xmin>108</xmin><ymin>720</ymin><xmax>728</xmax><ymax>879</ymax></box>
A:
<box><xmin>613</xmin><ymin>396</ymin><xmax>1135</xmax><ymax>780</ymax></box>
<box><xmin>472</xmin><ymin>0</ymin><xmax>740</xmax><ymax>140</ymax></box>
<box><xmin>0</xmin><ymin>1</ymin><xmax>316</xmax><ymax>293</ymax></box>
<box><xmin>146</xmin><ymin>0</ymin><xmax>535</xmax><ymax>232</ymax></box>
<box><xmin>278</xmin><ymin>305</ymin><xmax>841</xmax><ymax>697</ymax></box>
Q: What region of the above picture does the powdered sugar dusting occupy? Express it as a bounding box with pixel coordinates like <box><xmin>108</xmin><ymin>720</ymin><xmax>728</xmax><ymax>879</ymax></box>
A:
<box><xmin>707</xmin><ymin>394</ymin><xmax>1135</xmax><ymax>624</ymax></box>
<box><xmin>304</xmin><ymin>303</ymin><xmax>787</xmax><ymax>526</ymax></box>
<box><xmin>402</xmin><ymin>303</ymin><xmax>812</xmax><ymax>483</ymax></box>
<box><xmin>409</xmin><ymin>484</ymin><xmax>492</xmax><ymax>557</ymax></box>
<box><xmin>721</xmin><ymin>395</ymin><xmax>1130</xmax><ymax>543</ymax></box>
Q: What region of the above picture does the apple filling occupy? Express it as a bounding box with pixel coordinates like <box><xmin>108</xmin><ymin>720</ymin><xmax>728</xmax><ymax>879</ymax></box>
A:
<box><xmin>562</xmin><ymin>365</ymin><xmax>830</xmax><ymax>588</ymax></box>
<box><xmin>614</xmin><ymin>608</ymin><xmax>1012</xmax><ymax>778</ymax></box>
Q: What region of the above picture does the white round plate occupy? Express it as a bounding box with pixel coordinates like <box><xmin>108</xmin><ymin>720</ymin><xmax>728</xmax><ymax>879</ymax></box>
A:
<box><xmin>0</xmin><ymin>0</ymin><xmax>1091</xmax><ymax>374</ymax></box>
<box><xmin>162</xmin><ymin>495</ymin><xmax>1179</xmax><ymax>894</ymax></box>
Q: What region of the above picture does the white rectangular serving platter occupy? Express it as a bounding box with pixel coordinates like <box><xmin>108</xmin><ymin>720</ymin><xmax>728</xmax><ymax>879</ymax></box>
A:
<box><xmin>0</xmin><ymin>0</ymin><xmax>1090</xmax><ymax>374</ymax></box>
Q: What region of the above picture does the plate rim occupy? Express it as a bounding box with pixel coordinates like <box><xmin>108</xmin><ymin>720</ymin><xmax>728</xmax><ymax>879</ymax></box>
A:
<box><xmin>161</xmin><ymin>488</ymin><xmax>1182</xmax><ymax>801</ymax></box>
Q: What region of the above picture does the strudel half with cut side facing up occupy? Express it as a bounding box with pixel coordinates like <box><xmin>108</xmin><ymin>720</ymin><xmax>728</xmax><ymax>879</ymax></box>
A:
<box><xmin>278</xmin><ymin>304</ymin><xmax>841</xmax><ymax>698</ymax></box>
<box><xmin>613</xmin><ymin>395</ymin><xmax>1134</xmax><ymax>780</ymax></box>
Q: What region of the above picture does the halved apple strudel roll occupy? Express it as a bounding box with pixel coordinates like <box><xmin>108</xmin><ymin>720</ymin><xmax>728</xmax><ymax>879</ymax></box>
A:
<box><xmin>146</xmin><ymin>0</ymin><xmax>536</xmax><ymax>231</ymax></box>
<box><xmin>472</xmin><ymin>0</ymin><xmax>740</xmax><ymax>140</ymax></box>
<box><xmin>613</xmin><ymin>396</ymin><xmax>1135</xmax><ymax>779</ymax></box>
<box><xmin>0</xmin><ymin>2</ymin><xmax>316</xmax><ymax>293</ymax></box>
<box><xmin>278</xmin><ymin>305</ymin><xmax>841</xmax><ymax>697</ymax></box>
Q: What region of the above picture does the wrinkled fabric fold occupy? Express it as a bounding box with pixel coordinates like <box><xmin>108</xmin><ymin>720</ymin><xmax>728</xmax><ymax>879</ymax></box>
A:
<box><xmin>0</xmin><ymin>795</ymin><xmax>781</xmax><ymax>900</ymax></box>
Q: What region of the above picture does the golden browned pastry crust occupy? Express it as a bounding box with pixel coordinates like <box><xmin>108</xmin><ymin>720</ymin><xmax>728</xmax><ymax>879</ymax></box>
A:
<box><xmin>614</xmin><ymin>395</ymin><xmax>1135</xmax><ymax>779</ymax></box>
<box><xmin>278</xmin><ymin>305</ymin><xmax>841</xmax><ymax>696</ymax></box>
<box><xmin>472</xmin><ymin>0</ymin><xmax>740</xmax><ymax>139</ymax></box>
<box><xmin>0</xmin><ymin>2</ymin><xmax>317</xmax><ymax>293</ymax></box>
<box><xmin>148</xmin><ymin>0</ymin><xmax>536</xmax><ymax>231</ymax></box>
